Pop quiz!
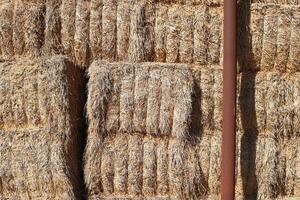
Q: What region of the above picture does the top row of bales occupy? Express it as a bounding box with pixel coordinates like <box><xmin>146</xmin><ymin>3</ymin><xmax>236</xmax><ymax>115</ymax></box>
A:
<box><xmin>0</xmin><ymin>0</ymin><xmax>299</xmax><ymax>72</ymax></box>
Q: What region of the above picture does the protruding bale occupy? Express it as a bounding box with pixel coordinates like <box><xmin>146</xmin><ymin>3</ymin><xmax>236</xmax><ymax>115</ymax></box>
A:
<box><xmin>0</xmin><ymin>56</ymin><xmax>85</xmax><ymax>200</ymax></box>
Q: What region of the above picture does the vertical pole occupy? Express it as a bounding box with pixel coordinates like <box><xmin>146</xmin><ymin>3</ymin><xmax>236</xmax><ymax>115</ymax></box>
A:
<box><xmin>221</xmin><ymin>0</ymin><xmax>237</xmax><ymax>199</ymax></box>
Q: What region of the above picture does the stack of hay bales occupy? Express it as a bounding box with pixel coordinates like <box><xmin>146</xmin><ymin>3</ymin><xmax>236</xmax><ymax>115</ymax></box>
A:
<box><xmin>0</xmin><ymin>0</ymin><xmax>299</xmax><ymax>199</ymax></box>
<box><xmin>85</xmin><ymin>61</ymin><xmax>205</xmax><ymax>199</ymax></box>
<box><xmin>0</xmin><ymin>0</ymin><xmax>223</xmax><ymax>66</ymax></box>
<box><xmin>0</xmin><ymin>56</ymin><xmax>85</xmax><ymax>199</ymax></box>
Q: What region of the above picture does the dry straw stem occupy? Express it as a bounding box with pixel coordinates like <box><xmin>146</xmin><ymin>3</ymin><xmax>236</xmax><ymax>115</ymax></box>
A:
<box><xmin>154</xmin><ymin>3</ymin><xmax>168</xmax><ymax>62</ymax></box>
<box><xmin>0</xmin><ymin>56</ymin><xmax>85</xmax><ymax>200</ymax></box>
<box><xmin>74</xmin><ymin>0</ymin><xmax>90</xmax><ymax>66</ymax></box>
<box><xmin>12</xmin><ymin>0</ymin><xmax>25</xmax><ymax>56</ymax></box>
<box><xmin>43</xmin><ymin>0</ymin><xmax>62</xmax><ymax>56</ymax></box>
<box><xmin>128</xmin><ymin>2</ymin><xmax>146</xmax><ymax>62</ymax></box>
<box><xmin>24</xmin><ymin>2</ymin><xmax>45</xmax><ymax>58</ymax></box>
<box><xmin>194</xmin><ymin>5</ymin><xmax>209</xmax><ymax>65</ymax></box>
<box><xmin>117</xmin><ymin>0</ymin><xmax>132</xmax><ymax>60</ymax></box>
<box><xmin>179</xmin><ymin>6</ymin><xmax>194</xmax><ymax>64</ymax></box>
<box><xmin>102</xmin><ymin>0</ymin><xmax>117</xmax><ymax>60</ymax></box>
<box><xmin>61</xmin><ymin>0</ymin><xmax>76</xmax><ymax>59</ymax></box>
<box><xmin>90</xmin><ymin>0</ymin><xmax>103</xmax><ymax>60</ymax></box>
<box><xmin>0</xmin><ymin>1</ymin><xmax>13</xmax><ymax>59</ymax></box>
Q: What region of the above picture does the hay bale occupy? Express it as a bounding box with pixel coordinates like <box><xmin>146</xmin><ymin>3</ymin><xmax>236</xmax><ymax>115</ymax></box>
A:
<box><xmin>102</xmin><ymin>0</ymin><xmax>117</xmax><ymax>60</ymax></box>
<box><xmin>143</xmin><ymin>0</ymin><xmax>155</xmax><ymax>61</ymax></box>
<box><xmin>74</xmin><ymin>0</ymin><xmax>90</xmax><ymax>66</ymax></box>
<box><xmin>194</xmin><ymin>5</ymin><xmax>209</xmax><ymax>65</ymax></box>
<box><xmin>0</xmin><ymin>56</ymin><xmax>85</xmax><ymax>199</ymax></box>
<box><xmin>90</xmin><ymin>0</ymin><xmax>103</xmax><ymax>60</ymax></box>
<box><xmin>85</xmin><ymin>61</ymin><xmax>196</xmax><ymax>199</ymax></box>
<box><xmin>0</xmin><ymin>1</ymin><xmax>14</xmax><ymax>59</ymax></box>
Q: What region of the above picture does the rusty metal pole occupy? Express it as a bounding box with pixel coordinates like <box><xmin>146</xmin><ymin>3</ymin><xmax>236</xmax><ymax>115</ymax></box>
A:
<box><xmin>221</xmin><ymin>0</ymin><xmax>237</xmax><ymax>199</ymax></box>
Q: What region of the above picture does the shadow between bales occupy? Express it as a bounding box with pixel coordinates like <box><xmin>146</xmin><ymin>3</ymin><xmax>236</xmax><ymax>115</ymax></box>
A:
<box><xmin>238</xmin><ymin>0</ymin><xmax>259</xmax><ymax>199</ymax></box>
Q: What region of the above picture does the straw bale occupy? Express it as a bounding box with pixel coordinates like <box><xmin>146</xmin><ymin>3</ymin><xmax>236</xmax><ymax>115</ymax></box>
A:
<box><xmin>154</xmin><ymin>4</ymin><xmax>168</xmax><ymax>62</ymax></box>
<box><xmin>0</xmin><ymin>1</ymin><xmax>13</xmax><ymax>59</ymax></box>
<box><xmin>44</xmin><ymin>0</ymin><xmax>62</xmax><ymax>56</ymax></box>
<box><xmin>0</xmin><ymin>56</ymin><xmax>85</xmax><ymax>199</ymax></box>
<box><xmin>194</xmin><ymin>5</ymin><xmax>209</xmax><ymax>65</ymax></box>
<box><xmin>102</xmin><ymin>0</ymin><xmax>117</xmax><ymax>60</ymax></box>
<box><xmin>128</xmin><ymin>3</ymin><xmax>146</xmax><ymax>62</ymax></box>
<box><xmin>117</xmin><ymin>0</ymin><xmax>132</xmax><ymax>60</ymax></box>
<box><xmin>119</xmin><ymin>64</ymin><xmax>135</xmax><ymax>133</ymax></box>
<box><xmin>90</xmin><ymin>0</ymin><xmax>103</xmax><ymax>60</ymax></box>
<box><xmin>24</xmin><ymin>3</ymin><xmax>45</xmax><ymax>58</ymax></box>
<box><xmin>133</xmin><ymin>65</ymin><xmax>149</xmax><ymax>133</ymax></box>
<box><xmin>255</xmin><ymin>73</ymin><xmax>268</xmax><ymax>133</ymax></box>
<box><xmin>128</xmin><ymin>134</ymin><xmax>143</xmax><ymax>195</ymax></box>
<box><xmin>287</xmin><ymin>8</ymin><xmax>300</xmax><ymax>72</ymax></box>
<box><xmin>166</xmin><ymin>5</ymin><xmax>181</xmax><ymax>63</ymax></box>
<box><xmin>208</xmin><ymin>7</ymin><xmax>222</xmax><ymax>65</ymax></box>
<box><xmin>74</xmin><ymin>0</ymin><xmax>90</xmax><ymax>66</ymax></box>
<box><xmin>61</xmin><ymin>0</ymin><xmax>76</xmax><ymax>59</ymax></box>
<box><xmin>85</xmin><ymin>61</ymin><xmax>196</xmax><ymax>198</ymax></box>
<box><xmin>261</xmin><ymin>5</ymin><xmax>279</xmax><ymax>71</ymax></box>
<box><xmin>179</xmin><ymin>6</ymin><xmax>194</xmax><ymax>64</ymax></box>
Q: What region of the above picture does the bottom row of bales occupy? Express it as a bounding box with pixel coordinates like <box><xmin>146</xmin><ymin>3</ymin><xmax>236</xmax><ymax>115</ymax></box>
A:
<box><xmin>0</xmin><ymin>58</ymin><xmax>299</xmax><ymax>199</ymax></box>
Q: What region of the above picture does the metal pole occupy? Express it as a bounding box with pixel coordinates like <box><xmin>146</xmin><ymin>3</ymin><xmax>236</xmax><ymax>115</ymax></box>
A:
<box><xmin>221</xmin><ymin>0</ymin><xmax>237</xmax><ymax>199</ymax></box>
